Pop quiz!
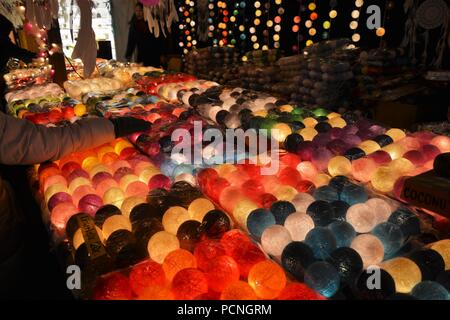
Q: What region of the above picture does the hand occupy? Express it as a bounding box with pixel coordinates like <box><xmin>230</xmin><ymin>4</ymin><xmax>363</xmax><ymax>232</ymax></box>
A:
<box><xmin>109</xmin><ymin>117</ymin><xmax>151</xmax><ymax>138</ymax></box>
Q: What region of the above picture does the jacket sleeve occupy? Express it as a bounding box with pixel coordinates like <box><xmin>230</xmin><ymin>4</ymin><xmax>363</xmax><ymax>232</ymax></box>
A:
<box><xmin>125</xmin><ymin>23</ymin><xmax>137</xmax><ymax>59</ymax></box>
<box><xmin>0</xmin><ymin>112</ymin><xmax>115</xmax><ymax>165</ymax></box>
<box><xmin>4</xmin><ymin>42</ymin><xmax>36</xmax><ymax>64</ymax></box>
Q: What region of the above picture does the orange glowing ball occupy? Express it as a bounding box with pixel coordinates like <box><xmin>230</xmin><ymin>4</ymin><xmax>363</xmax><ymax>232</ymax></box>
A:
<box><xmin>430</xmin><ymin>135</ymin><xmax>450</xmax><ymax>153</ymax></box>
<box><xmin>102</xmin><ymin>187</ymin><xmax>125</xmax><ymax>208</ymax></box>
<box><xmin>327</xmin><ymin>112</ymin><xmax>340</xmax><ymax>119</ymax></box>
<box><xmin>248</xmin><ymin>260</ymin><xmax>286</xmax><ymax>299</ymax></box>
<box><xmin>72</xmin><ymin>185</ymin><xmax>96</xmax><ymax>206</ymax></box>
<box><xmin>380</xmin><ymin>257</ymin><xmax>422</xmax><ymax>293</ymax></box>
<box><xmin>148</xmin><ymin>231</ymin><xmax>180</xmax><ymax>264</ymax></box>
<box><xmin>205</xmin><ymin>255</ymin><xmax>240</xmax><ymax>293</ymax></box>
<box><xmin>102</xmin><ymin>214</ymin><xmax>132</xmax><ymax>239</ymax></box>
<box><xmin>299</xmin><ymin>127</ymin><xmax>318</xmax><ymax>141</ymax></box>
<box><xmin>125</xmin><ymin>181</ymin><xmax>149</xmax><ymax>198</ymax></box>
<box><xmin>303</xmin><ymin>117</ymin><xmax>318</xmax><ymax>128</ymax></box>
<box><xmin>220</xmin><ymin>281</ymin><xmax>258</xmax><ymax>300</ymax></box>
<box><xmin>137</xmin><ymin>285</ymin><xmax>174</xmax><ymax>300</ymax></box>
<box><xmin>328</xmin><ymin>117</ymin><xmax>346</xmax><ymax>128</ymax></box>
<box><xmin>101</xmin><ymin>152</ymin><xmax>119</xmax><ymax>165</ymax></box>
<box><xmin>162</xmin><ymin>206</ymin><xmax>190</xmax><ymax>235</ymax></box>
<box><xmin>96</xmin><ymin>179</ymin><xmax>119</xmax><ymax>197</ymax></box>
<box><xmin>215</xmin><ymin>164</ymin><xmax>237</xmax><ymax>177</ymax></box>
<box><xmin>385</xmin><ymin>128</ymin><xmax>406</xmax><ymax>142</ymax></box>
<box><xmin>97</xmin><ymin>146</ymin><xmax>115</xmax><ymax>160</ymax></box>
<box><xmin>351</xmin><ymin>157</ymin><xmax>377</xmax><ymax>183</ymax></box>
<box><xmin>359</xmin><ymin>140</ymin><xmax>381</xmax><ymax>155</ymax></box>
<box><xmin>328</xmin><ymin>156</ymin><xmax>352</xmax><ymax>177</ymax></box>
<box><xmin>382</xmin><ymin>144</ymin><xmax>406</xmax><ymax>160</ymax></box>
<box><xmin>162</xmin><ymin>249</ymin><xmax>197</xmax><ymax>282</ymax></box>
<box><xmin>120</xmin><ymin>196</ymin><xmax>146</xmax><ymax>217</ymax></box>
<box><xmin>50</xmin><ymin>202</ymin><xmax>79</xmax><ymax>233</ymax></box>
<box><xmin>111</xmin><ymin>160</ymin><xmax>131</xmax><ymax>172</ymax></box>
<box><xmin>171</xmin><ymin>268</ymin><xmax>209</xmax><ymax>300</ymax></box>
<box><xmin>188</xmin><ymin>198</ymin><xmax>215</xmax><ymax>222</ymax></box>
<box><xmin>427</xmin><ymin>240</ymin><xmax>450</xmax><ymax>270</ymax></box>
<box><xmin>219</xmin><ymin>186</ymin><xmax>245</xmax><ymax>213</ymax></box>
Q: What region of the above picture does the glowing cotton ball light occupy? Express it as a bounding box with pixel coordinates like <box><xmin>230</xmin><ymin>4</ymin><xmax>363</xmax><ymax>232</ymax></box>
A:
<box><xmin>261</xmin><ymin>225</ymin><xmax>292</xmax><ymax>259</ymax></box>
<box><xmin>139</xmin><ymin>167</ymin><xmax>161</xmax><ymax>184</ymax></box>
<box><xmin>372</xmin><ymin>222</ymin><xmax>404</xmax><ymax>258</ymax></box>
<box><xmin>162</xmin><ymin>206</ymin><xmax>190</xmax><ymax>235</ymax></box>
<box><xmin>430</xmin><ymin>135</ymin><xmax>450</xmax><ymax>153</ymax></box>
<box><xmin>78</xmin><ymin>194</ymin><xmax>103</xmax><ymax>217</ymax></box>
<box><xmin>51</xmin><ymin>202</ymin><xmax>79</xmax><ymax>234</ymax></box>
<box><xmin>284</xmin><ymin>212</ymin><xmax>315</xmax><ymax>241</ymax></box>
<box><xmin>171</xmin><ymin>268</ymin><xmax>208</xmax><ymax>300</ymax></box>
<box><xmin>305</xmin><ymin>227</ymin><xmax>337</xmax><ymax>260</ymax></box>
<box><xmin>382</xmin><ymin>144</ymin><xmax>405</xmax><ymax>160</ymax></box>
<box><xmin>304</xmin><ymin>261</ymin><xmax>340</xmax><ymax>298</ymax></box>
<box><xmin>371</xmin><ymin>166</ymin><xmax>399</xmax><ymax>193</ymax></box>
<box><xmin>148</xmin><ymin>174</ymin><xmax>171</xmax><ymax>191</ymax></box>
<box><xmin>120</xmin><ymin>196</ymin><xmax>146</xmax><ymax>218</ymax></box>
<box><xmin>389</xmin><ymin>158</ymin><xmax>415</xmax><ymax>176</ymax></box>
<box><xmin>340</xmin><ymin>184</ymin><xmax>368</xmax><ymax>206</ymax></box>
<box><xmin>47</xmin><ymin>192</ymin><xmax>73</xmax><ymax>212</ymax></box>
<box><xmin>328</xmin><ymin>156</ymin><xmax>352</xmax><ymax>177</ymax></box>
<box><xmin>380</xmin><ymin>257</ymin><xmax>422</xmax><ymax>293</ymax></box>
<box><xmin>385</xmin><ymin>128</ymin><xmax>406</xmax><ymax>142</ymax></box>
<box><xmin>359</xmin><ymin>140</ymin><xmax>381</xmax><ymax>155</ymax></box>
<box><xmin>328</xmin><ymin>221</ymin><xmax>356</xmax><ymax>248</ymax></box>
<box><xmin>102</xmin><ymin>187</ymin><xmax>125</xmax><ymax>208</ymax></box>
<box><xmin>233</xmin><ymin>199</ymin><xmax>258</xmax><ymax>230</ymax></box>
<box><xmin>328</xmin><ymin>117</ymin><xmax>346</xmax><ymax>128</ymax></box>
<box><xmin>272</xmin><ymin>123</ymin><xmax>292</xmax><ymax>142</ymax></box>
<box><xmin>291</xmin><ymin>193</ymin><xmax>315</xmax><ymax>213</ymax></box>
<box><xmin>148</xmin><ymin>231</ymin><xmax>180</xmax><ymax>264</ymax></box>
<box><xmin>220</xmin><ymin>281</ymin><xmax>258</xmax><ymax>300</ymax></box>
<box><xmin>45</xmin><ymin>183</ymin><xmax>69</xmax><ymax>203</ymax></box>
<box><xmin>129</xmin><ymin>260</ymin><xmax>166</xmax><ymax>296</ymax></box>
<box><xmin>205</xmin><ymin>255</ymin><xmax>240</xmax><ymax>292</ymax></box>
<box><xmin>162</xmin><ymin>249</ymin><xmax>197</xmax><ymax>282</ymax></box>
<box><xmin>427</xmin><ymin>240</ymin><xmax>450</xmax><ymax>270</ymax></box>
<box><xmin>72</xmin><ymin>185</ymin><xmax>96</xmax><ymax>206</ymax></box>
<box><xmin>68</xmin><ymin>177</ymin><xmax>91</xmax><ymax>194</ymax></box>
<box><xmin>101</xmin><ymin>215</ymin><xmax>131</xmax><ymax>239</ymax></box>
<box><xmin>299</xmin><ymin>127</ymin><xmax>318</xmax><ymax>141</ymax></box>
<box><xmin>248</xmin><ymin>261</ymin><xmax>287</xmax><ymax>299</ymax></box>
<box><xmin>346</xmin><ymin>203</ymin><xmax>377</xmax><ymax>233</ymax></box>
<box><xmin>351</xmin><ymin>234</ymin><xmax>385</xmax><ymax>268</ymax></box>
<box><xmin>366</xmin><ymin>198</ymin><xmax>393</xmax><ymax>224</ymax></box>
<box><xmin>351</xmin><ymin>158</ymin><xmax>377</xmax><ymax>182</ymax></box>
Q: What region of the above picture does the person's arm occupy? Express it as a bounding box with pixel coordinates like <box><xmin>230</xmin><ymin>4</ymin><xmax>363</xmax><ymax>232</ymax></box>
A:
<box><xmin>4</xmin><ymin>41</ymin><xmax>36</xmax><ymax>64</ymax></box>
<box><xmin>125</xmin><ymin>22</ymin><xmax>137</xmax><ymax>61</ymax></box>
<box><xmin>0</xmin><ymin>112</ymin><xmax>115</xmax><ymax>165</ymax></box>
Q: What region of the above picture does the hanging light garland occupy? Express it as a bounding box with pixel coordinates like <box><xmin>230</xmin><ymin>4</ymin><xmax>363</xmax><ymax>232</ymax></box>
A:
<box><xmin>350</xmin><ymin>0</ymin><xmax>364</xmax><ymax>46</ymax></box>
<box><xmin>216</xmin><ymin>1</ymin><xmax>228</xmax><ymax>46</ymax></box>
<box><xmin>376</xmin><ymin>1</ymin><xmax>395</xmax><ymax>44</ymax></box>
<box><xmin>323</xmin><ymin>0</ymin><xmax>338</xmax><ymax>40</ymax></box>
<box><xmin>305</xmin><ymin>1</ymin><xmax>318</xmax><ymax>47</ymax></box>
<box><xmin>272</xmin><ymin>0</ymin><xmax>284</xmax><ymax>50</ymax></box>
<box><xmin>228</xmin><ymin>0</ymin><xmax>239</xmax><ymax>46</ymax></box>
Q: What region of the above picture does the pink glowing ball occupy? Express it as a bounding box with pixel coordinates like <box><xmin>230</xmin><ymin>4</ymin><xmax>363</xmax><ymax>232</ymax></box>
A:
<box><xmin>78</xmin><ymin>194</ymin><xmax>104</xmax><ymax>217</ymax></box>
<box><xmin>113</xmin><ymin>167</ymin><xmax>134</xmax><ymax>181</ymax></box>
<box><xmin>47</xmin><ymin>192</ymin><xmax>73</xmax><ymax>212</ymax></box>
<box><xmin>403</xmin><ymin>150</ymin><xmax>426</xmax><ymax>166</ymax></box>
<box><xmin>67</xmin><ymin>168</ymin><xmax>90</xmax><ymax>184</ymax></box>
<box><xmin>398</xmin><ymin>136</ymin><xmax>421</xmax><ymax>151</ymax></box>
<box><xmin>368</xmin><ymin>150</ymin><xmax>392</xmax><ymax>165</ymax></box>
<box><xmin>297</xmin><ymin>142</ymin><xmax>314</xmax><ymax>161</ymax></box>
<box><xmin>92</xmin><ymin>172</ymin><xmax>114</xmax><ymax>188</ymax></box>
<box><xmin>96</xmin><ymin>179</ymin><xmax>119</xmax><ymax>197</ymax></box>
<box><xmin>125</xmin><ymin>181</ymin><xmax>149</xmax><ymax>198</ymax></box>
<box><xmin>43</xmin><ymin>175</ymin><xmax>67</xmax><ymax>193</ymax></box>
<box><xmin>311</xmin><ymin>147</ymin><xmax>334</xmax><ymax>171</ymax></box>
<box><xmin>72</xmin><ymin>185</ymin><xmax>97</xmax><ymax>206</ymax></box>
<box><xmin>430</xmin><ymin>135</ymin><xmax>450</xmax><ymax>153</ymax></box>
<box><xmin>420</xmin><ymin>144</ymin><xmax>441</xmax><ymax>161</ymax></box>
<box><xmin>148</xmin><ymin>174</ymin><xmax>171</xmax><ymax>191</ymax></box>
<box><xmin>351</xmin><ymin>157</ymin><xmax>378</xmax><ymax>183</ymax></box>
<box><xmin>111</xmin><ymin>160</ymin><xmax>131</xmax><ymax>172</ymax></box>
<box><xmin>51</xmin><ymin>202</ymin><xmax>79</xmax><ymax>233</ymax></box>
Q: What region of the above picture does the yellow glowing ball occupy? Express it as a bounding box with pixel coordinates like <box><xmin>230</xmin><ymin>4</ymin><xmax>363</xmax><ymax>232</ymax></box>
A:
<box><xmin>89</xmin><ymin>164</ymin><xmax>112</xmax><ymax>178</ymax></box>
<box><xmin>358</xmin><ymin>140</ymin><xmax>381</xmax><ymax>155</ymax></box>
<box><xmin>371</xmin><ymin>166</ymin><xmax>399</xmax><ymax>193</ymax></box>
<box><xmin>188</xmin><ymin>198</ymin><xmax>215</xmax><ymax>222</ymax></box>
<box><xmin>388</xmin><ymin>158</ymin><xmax>415</xmax><ymax>175</ymax></box>
<box><xmin>328</xmin><ymin>156</ymin><xmax>352</xmax><ymax>177</ymax></box>
<box><xmin>327</xmin><ymin>112</ymin><xmax>340</xmax><ymax>119</ymax></box>
<box><xmin>308</xmin><ymin>2</ymin><xmax>316</xmax><ymax>11</ymax></box>
<box><xmin>162</xmin><ymin>206</ymin><xmax>190</xmax><ymax>235</ymax></box>
<box><xmin>385</xmin><ymin>128</ymin><xmax>406</xmax><ymax>142</ymax></box>
<box><xmin>272</xmin><ymin>123</ymin><xmax>293</xmax><ymax>142</ymax></box>
<box><xmin>147</xmin><ymin>231</ymin><xmax>180</xmax><ymax>264</ymax></box>
<box><xmin>253</xmin><ymin>110</ymin><xmax>268</xmax><ymax>117</ymax></box>
<box><xmin>233</xmin><ymin>199</ymin><xmax>258</xmax><ymax>230</ymax></box>
<box><xmin>102</xmin><ymin>187</ymin><xmax>125</xmax><ymax>208</ymax></box>
<box><xmin>302</xmin><ymin>117</ymin><xmax>318</xmax><ymax>128</ymax></box>
<box><xmin>73</xmin><ymin>226</ymin><xmax>104</xmax><ymax>250</ymax></box>
<box><xmin>68</xmin><ymin>177</ymin><xmax>92</xmax><ymax>194</ymax></box>
<box><xmin>114</xmin><ymin>140</ymin><xmax>133</xmax><ymax>155</ymax></box>
<box><xmin>380</xmin><ymin>257</ymin><xmax>422</xmax><ymax>293</ymax></box>
<box><xmin>81</xmin><ymin>156</ymin><xmax>100</xmax><ymax>171</ymax></box>
<box><xmin>382</xmin><ymin>143</ymin><xmax>405</xmax><ymax>160</ymax></box>
<box><xmin>427</xmin><ymin>240</ymin><xmax>450</xmax><ymax>270</ymax></box>
<box><xmin>44</xmin><ymin>183</ymin><xmax>69</xmax><ymax>203</ymax></box>
<box><xmin>313</xmin><ymin>173</ymin><xmax>331</xmax><ymax>187</ymax></box>
<box><xmin>139</xmin><ymin>167</ymin><xmax>161</xmax><ymax>184</ymax></box>
<box><xmin>328</xmin><ymin>117</ymin><xmax>347</xmax><ymax>128</ymax></box>
<box><xmin>102</xmin><ymin>214</ymin><xmax>132</xmax><ymax>239</ymax></box>
<box><xmin>119</xmin><ymin>174</ymin><xmax>140</xmax><ymax>190</ymax></box>
<box><xmin>121</xmin><ymin>196</ymin><xmax>146</xmax><ymax>218</ymax></box>
<box><xmin>74</xmin><ymin>104</ymin><xmax>87</xmax><ymax>117</ymax></box>
<box><xmin>329</xmin><ymin>10</ymin><xmax>337</xmax><ymax>19</ymax></box>
<box><xmin>215</xmin><ymin>164</ymin><xmax>237</xmax><ymax>177</ymax></box>
<box><xmin>279</xmin><ymin>105</ymin><xmax>294</xmax><ymax>113</ymax></box>
<box><xmin>323</xmin><ymin>21</ymin><xmax>331</xmax><ymax>29</ymax></box>
<box><xmin>299</xmin><ymin>127</ymin><xmax>318</xmax><ymax>141</ymax></box>
<box><xmin>274</xmin><ymin>185</ymin><xmax>298</xmax><ymax>201</ymax></box>
<box><xmin>97</xmin><ymin>146</ymin><xmax>115</xmax><ymax>160</ymax></box>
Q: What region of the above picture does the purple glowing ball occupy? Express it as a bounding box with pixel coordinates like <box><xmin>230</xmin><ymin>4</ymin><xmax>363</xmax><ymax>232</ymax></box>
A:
<box><xmin>312</xmin><ymin>132</ymin><xmax>332</xmax><ymax>147</ymax></box>
<box><xmin>330</xmin><ymin>127</ymin><xmax>344</xmax><ymax>139</ymax></box>
<box><xmin>368</xmin><ymin>124</ymin><xmax>386</xmax><ymax>137</ymax></box>
<box><xmin>297</xmin><ymin>142</ymin><xmax>315</xmax><ymax>161</ymax></box>
<box><xmin>342</xmin><ymin>124</ymin><xmax>359</xmax><ymax>136</ymax></box>
<box><xmin>78</xmin><ymin>194</ymin><xmax>104</xmax><ymax>217</ymax></box>
<box><xmin>92</xmin><ymin>172</ymin><xmax>114</xmax><ymax>188</ymax></box>
<box><xmin>48</xmin><ymin>192</ymin><xmax>73</xmax><ymax>212</ymax></box>
<box><xmin>341</xmin><ymin>134</ymin><xmax>362</xmax><ymax>146</ymax></box>
<box><xmin>311</xmin><ymin>147</ymin><xmax>334</xmax><ymax>171</ymax></box>
<box><xmin>326</xmin><ymin>139</ymin><xmax>350</xmax><ymax>155</ymax></box>
<box><xmin>67</xmin><ymin>168</ymin><xmax>90</xmax><ymax>184</ymax></box>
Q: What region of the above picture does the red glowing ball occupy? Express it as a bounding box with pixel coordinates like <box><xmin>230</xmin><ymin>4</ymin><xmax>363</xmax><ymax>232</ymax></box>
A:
<box><xmin>47</xmin><ymin>192</ymin><xmax>73</xmax><ymax>212</ymax></box>
<box><xmin>171</xmin><ymin>268</ymin><xmax>209</xmax><ymax>300</ymax></box>
<box><xmin>93</xmin><ymin>272</ymin><xmax>133</xmax><ymax>300</ymax></box>
<box><xmin>420</xmin><ymin>144</ymin><xmax>441</xmax><ymax>161</ymax></box>
<box><xmin>277</xmin><ymin>167</ymin><xmax>302</xmax><ymax>187</ymax></box>
<box><xmin>194</xmin><ymin>240</ymin><xmax>227</xmax><ymax>271</ymax></box>
<box><xmin>148</xmin><ymin>174</ymin><xmax>171</xmax><ymax>191</ymax></box>
<box><xmin>206</xmin><ymin>177</ymin><xmax>230</xmax><ymax>202</ymax></box>
<box><xmin>78</xmin><ymin>194</ymin><xmax>104</xmax><ymax>217</ymax></box>
<box><xmin>278</xmin><ymin>283</ymin><xmax>326</xmax><ymax>300</ymax></box>
<box><xmin>48</xmin><ymin>109</ymin><xmax>63</xmax><ymax>123</ymax></box>
<box><xmin>295</xmin><ymin>180</ymin><xmax>315</xmax><ymax>193</ymax></box>
<box><xmin>403</xmin><ymin>150</ymin><xmax>426</xmax><ymax>166</ymax></box>
<box><xmin>205</xmin><ymin>255</ymin><xmax>240</xmax><ymax>293</ymax></box>
<box><xmin>129</xmin><ymin>260</ymin><xmax>166</xmax><ymax>296</ymax></box>
<box><xmin>67</xmin><ymin>168</ymin><xmax>90</xmax><ymax>184</ymax></box>
<box><xmin>119</xmin><ymin>147</ymin><xmax>138</xmax><ymax>160</ymax></box>
<box><xmin>368</xmin><ymin>150</ymin><xmax>392</xmax><ymax>165</ymax></box>
<box><xmin>61</xmin><ymin>161</ymin><xmax>82</xmax><ymax>178</ymax></box>
<box><xmin>258</xmin><ymin>193</ymin><xmax>278</xmax><ymax>209</ymax></box>
<box><xmin>62</xmin><ymin>107</ymin><xmax>75</xmax><ymax>119</ymax></box>
<box><xmin>197</xmin><ymin>168</ymin><xmax>219</xmax><ymax>189</ymax></box>
<box><xmin>231</xmin><ymin>242</ymin><xmax>267</xmax><ymax>277</ymax></box>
